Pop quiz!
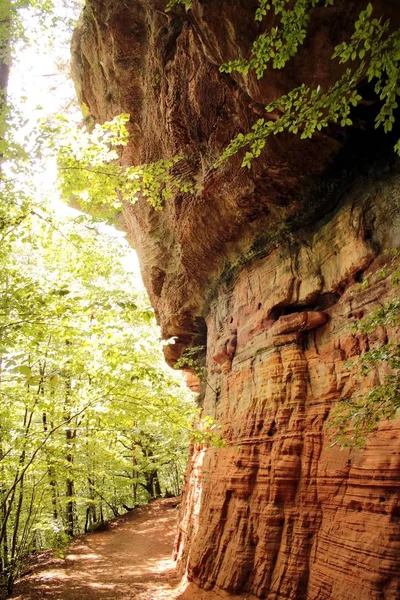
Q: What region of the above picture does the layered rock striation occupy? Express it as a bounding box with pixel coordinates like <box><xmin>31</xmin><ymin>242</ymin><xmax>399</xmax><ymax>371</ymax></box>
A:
<box><xmin>73</xmin><ymin>1</ymin><xmax>400</xmax><ymax>598</ymax></box>
<box><xmin>175</xmin><ymin>175</ymin><xmax>400</xmax><ymax>599</ymax></box>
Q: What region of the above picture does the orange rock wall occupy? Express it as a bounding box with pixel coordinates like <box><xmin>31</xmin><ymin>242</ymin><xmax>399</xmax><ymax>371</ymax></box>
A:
<box><xmin>175</xmin><ymin>175</ymin><xmax>400</xmax><ymax>599</ymax></box>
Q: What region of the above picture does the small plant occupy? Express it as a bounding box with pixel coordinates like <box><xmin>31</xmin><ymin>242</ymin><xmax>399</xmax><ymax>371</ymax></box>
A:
<box><xmin>175</xmin><ymin>345</ymin><xmax>206</xmax><ymax>380</ymax></box>
<box><xmin>166</xmin><ymin>0</ymin><xmax>192</xmax><ymax>9</ymax></box>
<box><xmin>192</xmin><ymin>415</ymin><xmax>227</xmax><ymax>449</ymax></box>
<box><xmin>51</xmin><ymin>530</ymin><xmax>71</xmax><ymax>560</ymax></box>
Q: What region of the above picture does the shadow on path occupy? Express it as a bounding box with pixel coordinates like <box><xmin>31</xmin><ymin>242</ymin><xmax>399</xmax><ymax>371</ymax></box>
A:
<box><xmin>12</xmin><ymin>499</ymin><xmax>181</xmax><ymax>600</ymax></box>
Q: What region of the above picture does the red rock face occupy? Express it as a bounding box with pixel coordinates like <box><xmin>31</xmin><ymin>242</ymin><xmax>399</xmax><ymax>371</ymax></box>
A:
<box><xmin>72</xmin><ymin>0</ymin><xmax>400</xmax><ymax>365</ymax></box>
<box><xmin>175</xmin><ymin>178</ymin><xmax>400</xmax><ymax>599</ymax></box>
<box><xmin>73</xmin><ymin>1</ymin><xmax>400</xmax><ymax>598</ymax></box>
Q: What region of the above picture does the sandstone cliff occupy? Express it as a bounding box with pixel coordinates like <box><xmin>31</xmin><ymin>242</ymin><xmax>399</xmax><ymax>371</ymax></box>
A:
<box><xmin>72</xmin><ymin>2</ymin><xmax>400</xmax><ymax>598</ymax></box>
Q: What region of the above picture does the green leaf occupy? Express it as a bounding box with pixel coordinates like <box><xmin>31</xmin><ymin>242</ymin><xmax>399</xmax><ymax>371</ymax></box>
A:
<box><xmin>18</xmin><ymin>365</ymin><xmax>32</xmax><ymax>377</ymax></box>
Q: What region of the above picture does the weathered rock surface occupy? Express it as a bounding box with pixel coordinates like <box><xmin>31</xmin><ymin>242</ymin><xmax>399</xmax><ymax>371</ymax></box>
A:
<box><xmin>73</xmin><ymin>1</ymin><xmax>400</xmax><ymax>598</ymax></box>
<box><xmin>72</xmin><ymin>0</ymin><xmax>400</xmax><ymax>364</ymax></box>
<box><xmin>174</xmin><ymin>174</ymin><xmax>400</xmax><ymax>599</ymax></box>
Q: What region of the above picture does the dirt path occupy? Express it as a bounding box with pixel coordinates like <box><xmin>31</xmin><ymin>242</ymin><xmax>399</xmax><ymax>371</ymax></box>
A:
<box><xmin>11</xmin><ymin>499</ymin><xmax>253</xmax><ymax>600</ymax></box>
<box><xmin>12</xmin><ymin>499</ymin><xmax>182</xmax><ymax>600</ymax></box>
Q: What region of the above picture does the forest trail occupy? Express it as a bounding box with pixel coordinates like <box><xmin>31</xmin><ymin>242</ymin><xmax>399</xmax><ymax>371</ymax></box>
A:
<box><xmin>11</xmin><ymin>498</ymin><xmax>182</xmax><ymax>600</ymax></box>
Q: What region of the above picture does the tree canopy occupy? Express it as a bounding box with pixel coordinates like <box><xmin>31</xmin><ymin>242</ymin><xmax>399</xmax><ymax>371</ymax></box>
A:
<box><xmin>0</xmin><ymin>1</ymin><xmax>199</xmax><ymax>594</ymax></box>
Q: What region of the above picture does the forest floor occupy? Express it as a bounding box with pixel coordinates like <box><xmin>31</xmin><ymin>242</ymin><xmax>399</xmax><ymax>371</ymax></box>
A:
<box><xmin>11</xmin><ymin>498</ymin><xmax>251</xmax><ymax>600</ymax></box>
<box><xmin>11</xmin><ymin>498</ymin><xmax>182</xmax><ymax>600</ymax></box>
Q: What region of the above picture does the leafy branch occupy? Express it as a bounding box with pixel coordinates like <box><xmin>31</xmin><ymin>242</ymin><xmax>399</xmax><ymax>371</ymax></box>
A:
<box><xmin>42</xmin><ymin>113</ymin><xmax>195</xmax><ymax>218</ymax></box>
<box><xmin>221</xmin><ymin>0</ymin><xmax>334</xmax><ymax>79</ymax></box>
<box><xmin>218</xmin><ymin>2</ymin><xmax>400</xmax><ymax>167</ymax></box>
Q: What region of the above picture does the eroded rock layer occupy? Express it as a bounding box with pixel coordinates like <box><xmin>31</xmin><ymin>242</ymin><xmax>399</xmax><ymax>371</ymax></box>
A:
<box><xmin>175</xmin><ymin>173</ymin><xmax>400</xmax><ymax>599</ymax></box>
<box><xmin>73</xmin><ymin>1</ymin><xmax>400</xmax><ymax>598</ymax></box>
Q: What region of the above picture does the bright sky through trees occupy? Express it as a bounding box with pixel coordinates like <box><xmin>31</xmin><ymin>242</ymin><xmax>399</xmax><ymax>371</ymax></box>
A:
<box><xmin>0</xmin><ymin>2</ymin><xmax>198</xmax><ymax>595</ymax></box>
<box><xmin>8</xmin><ymin>0</ymin><xmax>81</xmax><ymax>208</ymax></box>
<box><xmin>8</xmin><ymin>0</ymin><xmax>142</xmax><ymax>275</ymax></box>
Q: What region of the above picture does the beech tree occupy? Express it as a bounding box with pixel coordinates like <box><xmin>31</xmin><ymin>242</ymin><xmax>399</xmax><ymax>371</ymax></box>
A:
<box><xmin>0</xmin><ymin>209</ymin><xmax>197</xmax><ymax>592</ymax></box>
<box><xmin>0</xmin><ymin>3</ymin><xmax>197</xmax><ymax>593</ymax></box>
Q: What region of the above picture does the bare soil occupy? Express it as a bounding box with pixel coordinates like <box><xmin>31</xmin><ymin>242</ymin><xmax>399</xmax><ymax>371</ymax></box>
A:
<box><xmin>11</xmin><ymin>498</ymin><xmax>182</xmax><ymax>600</ymax></box>
<box><xmin>11</xmin><ymin>499</ymin><xmax>254</xmax><ymax>600</ymax></box>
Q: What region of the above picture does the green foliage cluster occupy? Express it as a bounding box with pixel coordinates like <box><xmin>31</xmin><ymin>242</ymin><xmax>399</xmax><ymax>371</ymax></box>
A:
<box><xmin>329</xmin><ymin>254</ymin><xmax>400</xmax><ymax>447</ymax></box>
<box><xmin>221</xmin><ymin>0</ymin><xmax>334</xmax><ymax>78</ymax></box>
<box><xmin>165</xmin><ymin>0</ymin><xmax>192</xmax><ymax>10</ymax></box>
<box><xmin>191</xmin><ymin>415</ymin><xmax>226</xmax><ymax>450</ymax></box>
<box><xmin>175</xmin><ymin>345</ymin><xmax>206</xmax><ymax>379</ymax></box>
<box><xmin>0</xmin><ymin>116</ymin><xmax>198</xmax><ymax>597</ymax></box>
<box><xmin>166</xmin><ymin>1</ymin><xmax>400</xmax><ymax>167</ymax></box>
<box><xmin>218</xmin><ymin>2</ymin><xmax>400</xmax><ymax>167</ymax></box>
<box><xmin>38</xmin><ymin>0</ymin><xmax>398</xmax><ymax>216</ymax></box>
<box><xmin>43</xmin><ymin>113</ymin><xmax>195</xmax><ymax>218</ymax></box>
<box><xmin>216</xmin><ymin>73</ymin><xmax>363</xmax><ymax>168</ymax></box>
<box><xmin>0</xmin><ymin>208</ymin><xmax>197</xmax><ymax>592</ymax></box>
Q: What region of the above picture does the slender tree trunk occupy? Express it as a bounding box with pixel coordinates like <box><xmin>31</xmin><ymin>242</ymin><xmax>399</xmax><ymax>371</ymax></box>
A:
<box><xmin>5</xmin><ymin>404</ymin><xmax>31</xmax><ymax>594</ymax></box>
<box><xmin>8</xmin><ymin>364</ymin><xmax>49</xmax><ymax>592</ymax></box>
<box><xmin>0</xmin><ymin>404</ymin><xmax>33</xmax><ymax>562</ymax></box>
<box><xmin>64</xmin><ymin>425</ymin><xmax>75</xmax><ymax>537</ymax></box>
<box><xmin>0</xmin><ymin>359</ymin><xmax>7</xmax><ymax>590</ymax></box>
<box><xmin>143</xmin><ymin>448</ymin><xmax>162</xmax><ymax>500</ymax></box>
<box><xmin>85</xmin><ymin>476</ymin><xmax>97</xmax><ymax>533</ymax></box>
<box><xmin>7</xmin><ymin>470</ymin><xmax>25</xmax><ymax>594</ymax></box>
<box><xmin>84</xmin><ymin>420</ymin><xmax>98</xmax><ymax>533</ymax></box>
<box><xmin>42</xmin><ymin>412</ymin><xmax>59</xmax><ymax>520</ymax></box>
<box><xmin>173</xmin><ymin>462</ymin><xmax>180</xmax><ymax>497</ymax></box>
<box><xmin>0</xmin><ymin>506</ymin><xmax>8</xmax><ymax>596</ymax></box>
<box><xmin>0</xmin><ymin>1</ymin><xmax>10</xmax><ymax>573</ymax></box>
<box><xmin>130</xmin><ymin>432</ymin><xmax>137</xmax><ymax>505</ymax></box>
<box><xmin>0</xmin><ymin>451</ymin><xmax>9</xmax><ymax>594</ymax></box>
<box><xmin>64</xmin><ymin>367</ymin><xmax>76</xmax><ymax>538</ymax></box>
<box><xmin>153</xmin><ymin>472</ymin><xmax>162</xmax><ymax>499</ymax></box>
<box><xmin>65</xmin><ymin>468</ymin><xmax>74</xmax><ymax>537</ymax></box>
<box><xmin>132</xmin><ymin>454</ymin><xmax>137</xmax><ymax>505</ymax></box>
<box><xmin>18</xmin><ymin>481</ymin><xmax>38</xmax><ymax>562</ymax></box>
